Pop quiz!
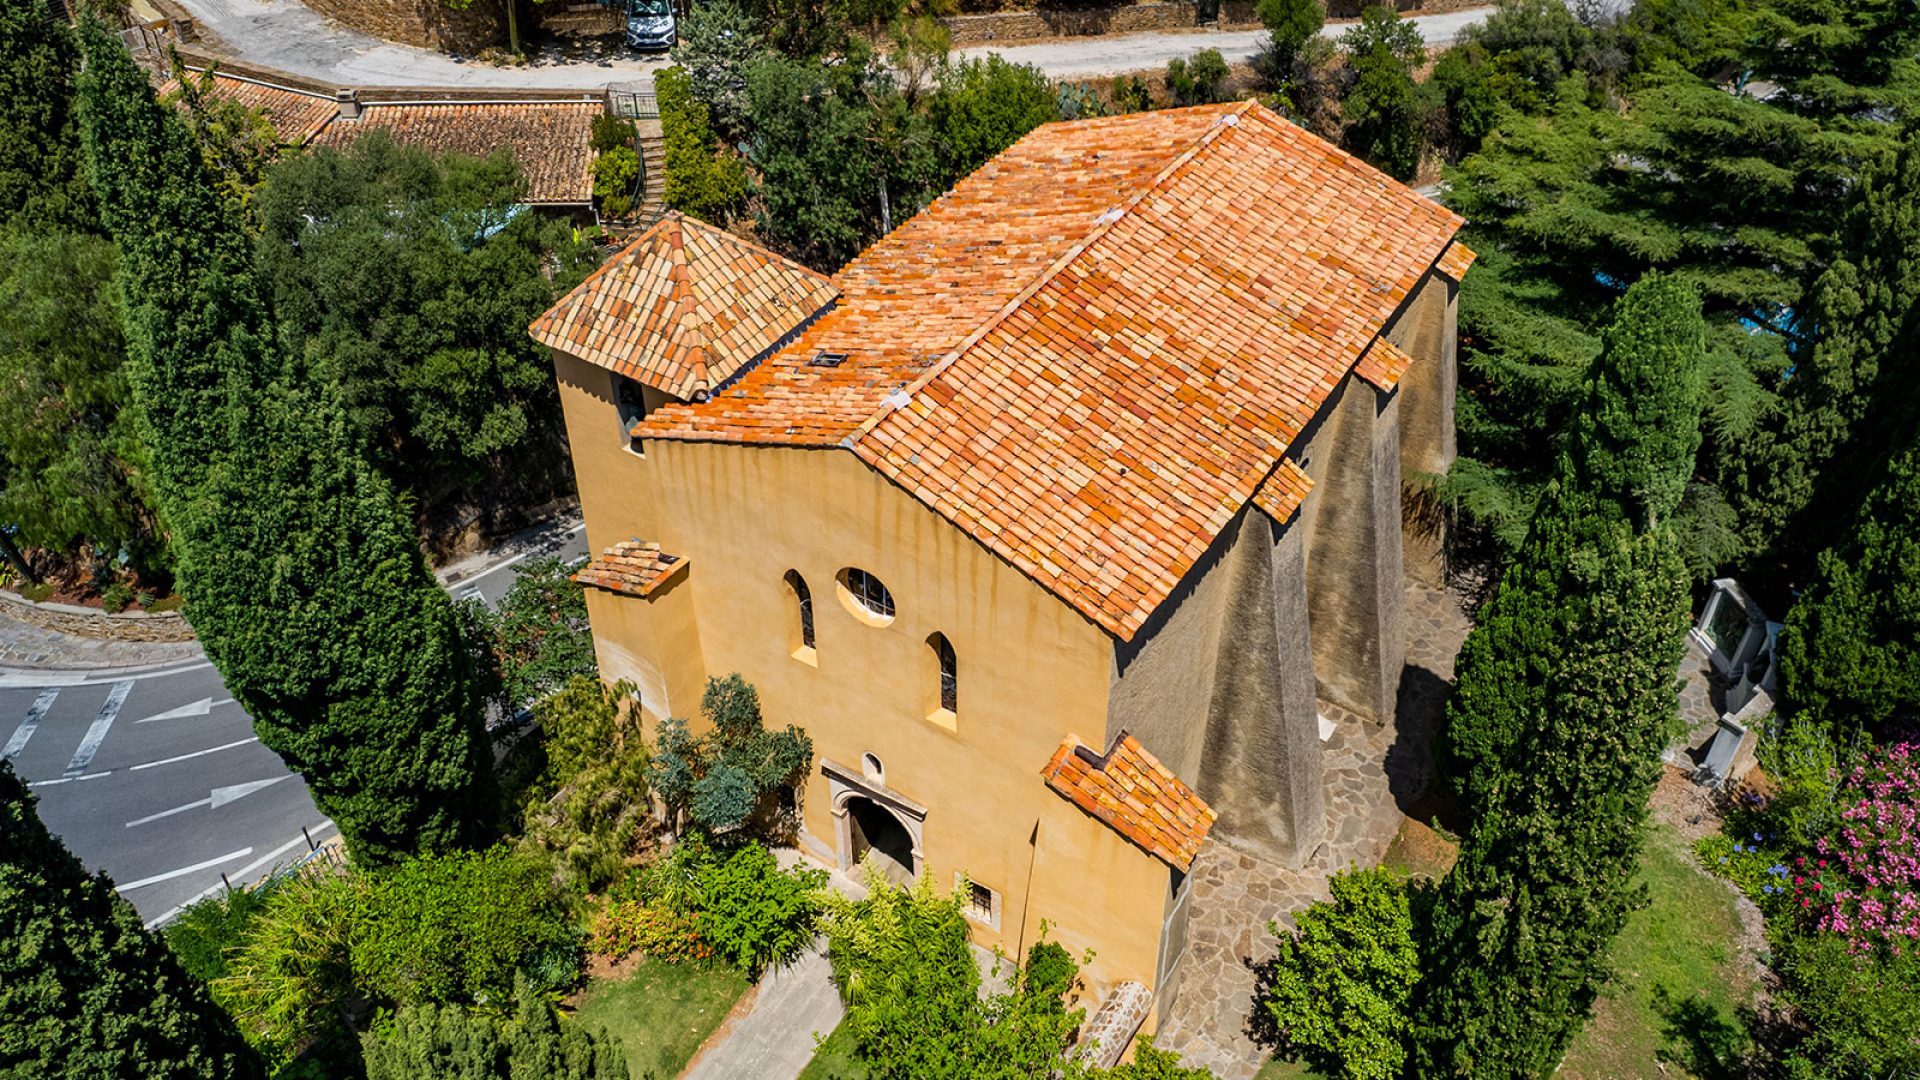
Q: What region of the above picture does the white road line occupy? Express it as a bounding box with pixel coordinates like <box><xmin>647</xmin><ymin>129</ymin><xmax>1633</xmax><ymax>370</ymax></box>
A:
<box><xmin>115</xmin><ymin>847</ymin><xmax>253</xmax><ymax>892</ymax></box>
<box><xmin>133</xmin><ymin>696</ymin><xmax>212</xmax><ymax>724</ymax></box>
<box><xmin>1</xmin><ymin>688</ymin><xmax>59</xmax><ymax>760</ymax></box>
<box><xmin>125</xmin><ymin>794</ymin><xmax>212</xmax><ymax>827</ymax></box>
<box><xmin>129</xmin><ymin>736</ymin><xmax>259</xmax><ymax>770</ymax></box>
<box><xmin>0</xmin><ymin>659</ymin><xmax>213</xmax><ymax>689</ymax></box>
<box><xmin>63</xmin><ymin>680</ymin><xmax>132</xmax><ymax>778</ymax></box>
<box><xmin>141</xmin><ymin>820</ymin><xmax>336</xmax><ymax>929</ymax></box>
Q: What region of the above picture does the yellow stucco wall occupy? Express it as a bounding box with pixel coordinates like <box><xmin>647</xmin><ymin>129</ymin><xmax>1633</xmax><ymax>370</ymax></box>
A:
<box><xmin>553</xmin><ymin>348</ymin><xmax>1179</xmax><ymax>1001</ymax></box>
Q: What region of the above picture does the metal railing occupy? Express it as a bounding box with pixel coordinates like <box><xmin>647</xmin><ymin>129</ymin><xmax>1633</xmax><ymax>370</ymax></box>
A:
<box><xmin>608</xmin><ymin>87</ymin><xmax>659</xmax><ymax>120</ymax></box>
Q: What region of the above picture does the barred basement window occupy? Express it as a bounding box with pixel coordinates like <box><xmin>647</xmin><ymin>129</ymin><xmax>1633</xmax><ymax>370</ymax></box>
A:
<box><xmin>957</xmin><ymin>876</ymin><xmax>1000</xmax><ymax>930</ymax></box>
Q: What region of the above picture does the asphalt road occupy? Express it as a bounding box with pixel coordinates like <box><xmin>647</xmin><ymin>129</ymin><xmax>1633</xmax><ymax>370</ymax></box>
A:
<box><xmin>1</xmin><ymin>516</ymin><xmax>588</xmax><ymax>927</ymax></box>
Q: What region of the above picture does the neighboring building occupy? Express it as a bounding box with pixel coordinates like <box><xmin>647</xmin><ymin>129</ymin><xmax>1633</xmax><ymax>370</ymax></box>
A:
<box><xmin>531</xmin><ymin>101</ymin><xmax>1473</xmax><ymax>1022</ymax></box>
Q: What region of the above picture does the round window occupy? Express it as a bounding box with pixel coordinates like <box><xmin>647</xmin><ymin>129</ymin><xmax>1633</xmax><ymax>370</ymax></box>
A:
<box><xmin>837</xmin><ymin>568</ymin><xmax>896</xmax><ymax>625</ymax></box>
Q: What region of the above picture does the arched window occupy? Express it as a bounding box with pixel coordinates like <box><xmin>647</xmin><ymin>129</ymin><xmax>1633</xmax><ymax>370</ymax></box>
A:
<box><xmin>929</xmin><ymin>632</ymin><xmax>957</xmax><ymax>713</ymax></box>
<box><xmin>862</xmin><ymin>753</ymin><xmax>885</xmax><ymax>785</ymax></box>
<box><xmin>785</xmin><ymin>570</ymin><xmax>815</xmax><ymax>650</ymax></box>
<box><xmin>837</xmin><ymin>567</ymin><xmax>896</xmax><ymax>624</ymax></box>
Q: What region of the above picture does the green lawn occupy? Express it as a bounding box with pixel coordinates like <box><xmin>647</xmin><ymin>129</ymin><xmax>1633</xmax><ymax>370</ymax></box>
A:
<box><xmin>797</xmin><ymin>1019</ymin><xmax>868</xmax><ymax>1080</ymax></box>
<box><xmin>571</xmin><ymin>958</ymin><xmax>750</xmax><ymax>1080</ymax></box>
<box><xmin>1560</xmin><ymin>823</ymin><xmax>1756</xmax><ymax>1079</ymax></box>
<box><xmin>1252</xmin><ymin>1056</ymin><xmax>1331</xmax><ymax>1079</ymax></box>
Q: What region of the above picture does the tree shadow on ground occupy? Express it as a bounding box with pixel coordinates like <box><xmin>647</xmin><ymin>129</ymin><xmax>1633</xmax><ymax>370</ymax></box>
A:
<box><xmin>1652</xmin><ymin>984</ymin><xmax>1754</xmax><ymax>1080</ymax></box>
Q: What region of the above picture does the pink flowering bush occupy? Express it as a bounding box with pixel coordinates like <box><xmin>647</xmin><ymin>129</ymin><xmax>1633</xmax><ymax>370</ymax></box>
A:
<box><xmin>1783</xmin><ymin>741</ymin><xmax>1920</xmax><ymax>954</ymax></box>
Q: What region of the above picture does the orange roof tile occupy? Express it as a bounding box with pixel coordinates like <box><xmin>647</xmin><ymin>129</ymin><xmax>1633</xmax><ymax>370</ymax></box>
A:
<box><xmin>573</xmin><ymin>540</ymin><xmax>687</xmax><ymax>597</ymax></box>
<box><xmin>582</xmin><ymin>102</ymin><xmax>1463</xmax><ymax>639</ymax></box>
<box><xmin>313</xmin><ymin>102</ymin><xmax>600</xmax><ymax>203</ymax></box>
<box><xmin>1043</xmin><ymin>731</ymin><xmax>1216</xmax><ymax>871</ymax></box>
<box><xmin>530</xmin><ymin>214</ymin><xmax>840</xmax><ymax>400</ymax></box>
<box><xmin>156</xmin><ymin>71</ymin><xmax>339</xmax><ymax>145</ymax></box>
<box><xmin>1353</xmin><ymin>338</ymin><xmax>1414</xmax><ymax>392</ymax></box>
<box><xmin>1435</xmin><ymin>239</ymin><xmax>1477</xmax><ymax>282</ymax></box>
<box><xmin>1251</xmin><ymin>460</ymin><xmax>1314</xmax><ymax>525</ymax></box>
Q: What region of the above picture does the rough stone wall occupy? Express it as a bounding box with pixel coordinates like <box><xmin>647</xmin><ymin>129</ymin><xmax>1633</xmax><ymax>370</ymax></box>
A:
<box><xmin>299</xmin><ymin>0</ymin><xmax>503</xmax><ymax>53</ymax></box>
<box><xmin>1386</xmin><ymin>272</ymin><xmax>1458</xmax><ymax>587</ymax></box>
<box><xmin>0</xmin><ymin>592</ymin><xmax>195</xmax><ymax>643</ymax></box>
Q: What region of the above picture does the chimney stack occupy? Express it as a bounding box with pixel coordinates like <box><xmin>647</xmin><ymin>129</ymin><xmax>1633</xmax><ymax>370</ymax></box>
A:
<box><xmin>335</xmin><ymin>88</ymin><xmax>360</xmax><ymax>120</ymax></box>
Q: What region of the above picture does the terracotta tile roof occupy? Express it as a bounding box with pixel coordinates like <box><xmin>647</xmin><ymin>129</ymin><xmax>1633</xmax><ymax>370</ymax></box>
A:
<box><xmin>1251</xmin><ymin>460</ymin><xmax>1315</xmax><ymax>525</ymax></box>
<box><xmin>313</xmin><ymin>102</ymin><xmax>600</xmax><ymax>203</ymax></box>
<box><xmin>1043</xmin><ymin>731</ymin><xmax>1216</xmax><ymax>872</ymax></box>
<box><xmin>606</xmin><ymin>101</ymin><xmax>1463</xmax><ymax>639</ymax></box>
<box><xmin>530</xmin><ymin>214</ymin><xmax>840</xmax><ymax>400</ymax></box>
<box><xmin>572</xmin><ymin>540</ymin><xmax>687</xmax><ymax>597</ymax></box>
<box><xmin>1435</xmin><ymin>239</ymin><xmax>1477</xmax><ymax>282</ymax></box>
<box><xmin>156</xmin><ymin>71</ymin><xmax>339</xmax><ymax>145</ymax></box>
<box><xmin>1353</xmin><ymin>337</ymin><xmax>1414</xmax><ymax>392</ymax></box>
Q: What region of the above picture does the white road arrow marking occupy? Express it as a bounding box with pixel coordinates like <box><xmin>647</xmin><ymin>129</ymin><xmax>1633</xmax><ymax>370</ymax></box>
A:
<box><xmin>1</xmin><ymin>688</ymin><xmax>59</xmax><ymax>761</ymax></box>
<box><xmin>115</xmin><ymin>848</ymin><xmax>253</xmax><ymax>892</ymax></box>
<box><xmin>64</xmin><ymin>681</ymin><xmax>132</xmax><ymax>777</ymax></box>
<box><xmin>134</xmin><ymin>697</ymin><xmax>230</xmax><ymax>724</ymax></box>
<box><xmin>125</xmin><ymin>774</ymin><xmax>294</xmax><ymax>827</ymax></box>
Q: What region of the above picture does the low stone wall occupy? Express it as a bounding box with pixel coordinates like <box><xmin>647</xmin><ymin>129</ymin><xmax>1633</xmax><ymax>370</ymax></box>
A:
<box><xmin>942</xmin><ymin>0</ymin><xmax>1483</xmax><ymax>45</ymax></box>
<box><xmin>299</xmin><ymin>0</ymin><xmax>503</xmax><ymax>54</ymax></box>
<box><xmin>0</xmin><ymin>591</ymin><xmax>196</xmax><ymax>644</ymax></box>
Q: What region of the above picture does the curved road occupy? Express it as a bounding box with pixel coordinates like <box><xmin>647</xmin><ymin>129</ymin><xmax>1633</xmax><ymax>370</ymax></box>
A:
<box><xmin>167</xmin><ymin>0</ymin><xmax>1500</xmax><ymax>90</ymax></box>
<box><xmin>1</xmin><ymin>517</ymin><xmax>587</xmax><ymax>927</ymax></box>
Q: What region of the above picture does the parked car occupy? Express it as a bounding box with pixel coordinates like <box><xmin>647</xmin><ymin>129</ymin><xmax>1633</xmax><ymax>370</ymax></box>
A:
<box><xmin>626</xmin><ymin>0</ymin><xmax>675</xmax><ymax>50</ymax></box>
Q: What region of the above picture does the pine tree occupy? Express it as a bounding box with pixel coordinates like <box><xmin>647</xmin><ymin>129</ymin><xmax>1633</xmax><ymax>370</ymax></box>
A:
<box><xmin>0</xmin><ymin>0</ymin><xmax>92</xmax><ymax>230</ymax></box>
<box><xmin>1775</xmin><ymin>439</ymin><xmax>1920</xmax><ymax>744</ymax></box>
<box><xmin>0</xmin><ymin>761</ymin><xmax>263</xmax><ymax>1078</ymax></box>
<box><xmin>73</xmin><ymin>23</ymin><xmax>494</xmax><ymax>864</ymax></box>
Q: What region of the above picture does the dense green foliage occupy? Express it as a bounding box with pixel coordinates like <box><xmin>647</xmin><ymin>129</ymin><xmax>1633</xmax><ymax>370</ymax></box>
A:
<box><xmin>216</xmin><ymin>848</ymin><xmax>578</xmax><ymax>1065</ymax></box>
<box><xmin>658</xmin><ymin>65</ymin><xmax>751</xmax><ymax>225</ymax></box>
<box><xmin>511</xmin><ymin>677</ymin><xmax>651</xmax><ymax>893</ymax></box>
<box><xmin>594</xmin><ymin>836</ymin><xmax>825</xmax><ymax>977</ymax></box>
<box><xmin>649</xmin><ymin>674</ymin><xmax>812</xmax><ymax>835</ymax></box>
<box><xmin>929</xmin><ymin>54</ymin><xmax>1057</xmax><ymax>181</ymax></box>
<box><xmin>165</xmin><ymin>877</ymin><xmax>284</xmax><ymax>985</ymax></box>
<box><xmin>74</xmin><ymin>25</ymin><xmax>496</xmax><ymax>864</ymax></box>
<box><xmin>1165</xmin><ymin>49</ymin><xmax>1232</xmax><ymax>108</ymax></box>
<box><xmin>0</xmin><ymin>230</ymin><xmax>160</xmax><ymax>575</ymax></box>
<box><xmin>1262</xmin><ymin>868</ymin><xmax>1421</xmax><ymax>1080</ymax></box>
<box><xmin>1337</xmin><ymin>7</ymin><xmax>1429</xmax><ymax>181</ymax></box>
<box><xmin>253</xmin><ymin>132</ymin><xmax>596</xmax><ymax>531</ymax></box>
<box><xmin>0</xmin><ymin>0</ymin><xmax>91</xmax><ymax>231</ymax></box>
<box><xmin>0</xmin><ymin>762</ymin><xmax>263</xmax><ymax>1078</ymax></box>
<box><xmin>1771</xmin><ymin>913</ymin><xmax>1920</xmax><ymax>1079</ymax></box>
<box><xmin>1776</xmin><ymin>442</ymin><xmax>1920</xmax><ymax>744</ymax></box>
<box><xmin>363</xmin><ymin>976</ymin><xmax>629</xmax><ymax>1080</ymax></box>
<box><xmin>468</xmin><ymin>556</ymin><xmax>598</xmax><ymax>710</ymax></box>
<box><xmin>1420</xmin><ymin>276</ymin><xmax>1703</xmax><ymax>1074</ymax></box>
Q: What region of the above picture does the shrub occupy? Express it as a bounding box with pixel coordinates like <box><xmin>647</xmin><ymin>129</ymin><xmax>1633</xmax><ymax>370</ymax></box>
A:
<box><xmin>166</xmin><ymin>878</ymin><xmax>282</xmax><ymax>983</ymax></box>
<box><xmin>589</xmin><ymin>901</ymin><xmax>711</xmax><ymax>965</ymax></box>
<box><xmin>590</xmin><ymin>113</ymin><xmax>636</xmax><ymax>154</ymax></box>
<box><xmin>1264</xmin><ymin>867</ymin><xmax>1420</xmax><ymax>1080</ymax></box>
<box><xmin>648</xmin><ymin>674</ymin><xmax>811</xmax><ymax>836</ymax></box>
<box><xmin>100</xmin><ymin>580</ymin><xmax>134</xmax><ymax>613</ymax></box>
<box><xmin>514</xmin><ymin>677</ymin><xmax>650</xmax><ymax>895</ymax></box>
<box><xmin>363</xmin><ymin>973</ymin><xmax>629</xmax><ymax>1080</ymax></box>
<box><xmin>1789</xmin><ymin>741</ymin><xmax>1920</xmax><ymax>953</ymax></box>
<box><xmin>593</xmin><ymin>146</ymin><xmax>641</xmax><ymax>220</ymax></box>
<box><xmin>1166</xmin><ymin>49</ymin><xmax>1231</xmax><ymax>107</ymax></box>
<box><xmin>1773</xmin><ymin>930</ymin><xmax>1920</xmax><ymax>1079</ymax></box>
<box><xmin>214</xmin><ymin>870</ymin><xmax>360</xmax><ymax>1069</ymax></box>
<box><xmin>928</xmin><ymin>54</ymin><xmax>1057</xmax><ymax>181</ymax></box>
<box><xmin>657</xmin><ymin>66</ymin><xmax>748</xmax><ymax>225</ymax></box>
<box><xmin>352</xmin><ymin>847</ymin><xmax>581</xmax><ymax>1007</ymax></box>
<box><xmin>693</xmin><ymin>842</ymin><xmax>824</xmax><ymax>977</ymax></box>
<box><xmin>1338</xmin><ymin>5</ymin><xmax>1431</xmax><ymax>180</ymax></box>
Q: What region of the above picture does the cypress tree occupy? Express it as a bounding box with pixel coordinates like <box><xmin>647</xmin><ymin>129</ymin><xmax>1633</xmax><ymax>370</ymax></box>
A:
<box><xmin>0</xmin><ymin>0</ymin><xmax>92</xmax><ymax>230</ymax></box>
<box><xmin>1446</xmin><ymin>274</ymin><xmax>1706</xmax><ymax>806</ymax></box>
<box><xmin>1420</xmin><ymin>274</ymin><xmax>1704</xmax><ymax>1074</ymax></box>
<box><xmin>0</xmin><ymin>761</ymin><xmax>263</xmax><ymax>1078</ymax></box>
<box><xmin>73</xmin><ymin>23</ymin><xmax>494</xmax><ymax>864</ymax></box>
<box><xmin>1735</xmin><ymin>128</ymin><xmax>1920</xmax><ymax>562</ymax></box>
<box><xmin>1775</xmin><ymin>439</ymin><xmax>1920</xmax><ymax>744</ymax></box>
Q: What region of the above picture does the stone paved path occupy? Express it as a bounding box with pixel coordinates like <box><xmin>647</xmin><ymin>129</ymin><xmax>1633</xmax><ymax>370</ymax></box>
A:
<box><xmin>1154</xmin><ymin>581</ymin><xmax>1471</xmax><ymax>1080</ymax></box>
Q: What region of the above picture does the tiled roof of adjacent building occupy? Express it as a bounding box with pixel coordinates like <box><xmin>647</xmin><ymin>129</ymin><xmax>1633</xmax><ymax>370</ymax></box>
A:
<box><xmin>529</xmin><ymin>214</ymin><xmax>841</xmax><ymax>401</ymax></box>
<box><xmin>547</xmin><ymin>100</ymin><xmax>1467</xmax><ymax>639</ymax></box>
<box><xmin>155</xmin><ymin>71</ymin><xmax>340</xmax><ymax>145</ymax></box>
<box><xmin>313</xmin><ymin>101</ymin><xmax>601</xmax><ymax>203</ymax></box>
<box><xmin>572</xmin><ymin>540</ymin><xmax>687</xmax><ymax>597</ymax></box>
<box><xmin>1043</xmin><ymin>732</ymin><xmax>1216</xmax><ymax>872</ymax></box>
<box><xmin>1251</xmin><ymin>460</ymin><xmax>1315</xmax><ymax>525</ymax></box>
<box><xmin>1435</xmin><ymin>239</ymin><xmax>1478</xmax><ymax>282</ymax></box>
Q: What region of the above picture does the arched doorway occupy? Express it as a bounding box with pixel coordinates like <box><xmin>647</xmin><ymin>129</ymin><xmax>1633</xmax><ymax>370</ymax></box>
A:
<box><xmin>846</xmin><ymin>796</ymin><xmax>915</xmax><ymax>886</ymax></box>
